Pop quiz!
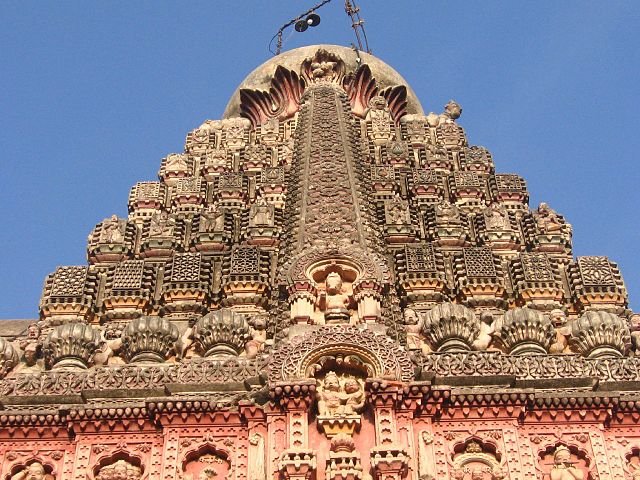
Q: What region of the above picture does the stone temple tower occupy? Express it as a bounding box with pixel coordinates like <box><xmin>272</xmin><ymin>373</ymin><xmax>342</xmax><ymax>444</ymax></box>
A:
<box><xmin>1</xmin><ymin>44</ymin><xmax>639</xmax><ymax>480</ymax></box>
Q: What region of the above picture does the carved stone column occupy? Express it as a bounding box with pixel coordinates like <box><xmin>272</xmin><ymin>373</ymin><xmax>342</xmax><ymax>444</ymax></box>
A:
<box><xmin>367</xmin><ymin>380</ymin><xmax>409</xmax><ymax>480</ymax></box>
<box><xmin>272</xmin><ymin>381</ymin><xmax>318</xmax><ymax>480</ymax></box>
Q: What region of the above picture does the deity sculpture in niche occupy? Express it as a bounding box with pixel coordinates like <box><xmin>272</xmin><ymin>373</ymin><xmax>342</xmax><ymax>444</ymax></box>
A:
<box><xmin>10</xmin><ymin>462</ymin><xmax>54</xmax><ymax>480</ymax></box>
<box><xmin>99</xmin><ymin>215</ymin><xmax>125</xmax><ymax>244</ymax></box>
<box><xmin>316</xmin><ymin>370</ymin><xmax>365</xmax><ymax>438</ymax></box>
<box><xmin>385</xmin><ymin>194</ymin><xmax>411</xmax><ymax>225</ymax></box>
<box><xmin>182</xmin><ymin>451</ymin><xmax>229</xmax><ymax>480</ymax></box>
<box><xmin>484</xmin><ymin>203</ymin><xmax>510</xmax><ymax>231</ymax></box>
<box><xmin>549</xmin><ymin>446</ymin><xmax>585</xmax><ymax>480</ymax></box>
<box><xmin>320</xmin><ymin>272</ymin><xmax>351</xmax><ymax>324</ymax></box>
<box><xmin>149</xmin><ymin>211</ymin><xmax>175</xmax><ymax>238</ymax></box>
<box><xmin>199</xmin><ymin>205</ymin><xmax>225</xmax><ymax>233</ymax></box>
<box><xmin>534</xmin><ymin>203</ymin><xmax>571</xmax><ymax>235</ymax></box>
<box><xmin>249</xmin><ymin>197</ymin><xmax>274</xmax><ymax>227</ymax></box>
<box><xmin>450</xmin><ymin>440</ymin><xmax>504</xmax><ymax>480</ymax></box>
<box><xmin>95</xmin><ymin>459</ymin><xmax>142</xmax><ymax>480</ymax></box>
<box><xmin>435</xmin><ymin>199</ymin><xmax>462</xmax><ymax>225</ymax></box>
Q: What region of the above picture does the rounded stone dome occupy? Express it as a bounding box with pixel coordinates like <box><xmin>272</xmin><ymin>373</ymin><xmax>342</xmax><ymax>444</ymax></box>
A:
<box><xmin>223</xmin><ymin>44</ymin><xmax>424</xmax><ymax>119</ymax></box>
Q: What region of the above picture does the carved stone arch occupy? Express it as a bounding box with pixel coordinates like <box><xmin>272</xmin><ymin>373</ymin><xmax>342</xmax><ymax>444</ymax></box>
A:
<box><xmin>91</xmin><ymin>450</ymin><xmax>145</xmax><ymax>480</ymax></box>
<box><xmin>180</xmin><ymin>441</ymin><xmax>233</xmax><ymax>480</ymax></box>
<box><xmin>5</xmin><ymin>459</ymin><xmax>56</xmax><ymax>480</ymax></box>
<box><xmin>450</xmin><ymin>437</ymin><xmax>502</xmax><ymax>474</ymax></box>
<box><xmin>268</xmin><ymin>325</ymin><xmax>413</xmax><ymax>383</ymax></box>
<box><xmin>281</xmin><ymin>246</ymin><xmax>391</xmax><ymax>287</ymax></box>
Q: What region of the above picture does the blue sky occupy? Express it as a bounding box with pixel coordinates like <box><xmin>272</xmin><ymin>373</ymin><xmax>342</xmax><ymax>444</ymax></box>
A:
<box><xmin>0</xmin><ymin>1</ymin><xmax>638</xmax><ymax>318</ymax></box>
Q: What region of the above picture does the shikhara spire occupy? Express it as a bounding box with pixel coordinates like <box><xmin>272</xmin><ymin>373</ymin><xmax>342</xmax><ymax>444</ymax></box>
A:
<box><xmin>0</xmin><ymin>44</ymin><xmax>637</xmax><ymax>480</ymax></box>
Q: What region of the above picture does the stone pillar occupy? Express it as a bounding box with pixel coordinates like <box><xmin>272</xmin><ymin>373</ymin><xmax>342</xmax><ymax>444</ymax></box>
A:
<box><xmin>272</xmin><ymin>381</ymin><xmax>318</xmax><ymax>480</ymax></box>
<box><xmin>367</xmin><ymin>380</ymin><xmax>409</xmax><ymax>480</ymax></box>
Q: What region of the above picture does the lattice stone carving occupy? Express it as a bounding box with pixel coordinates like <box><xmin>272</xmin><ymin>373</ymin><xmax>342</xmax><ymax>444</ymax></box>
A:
<box><xmin>49</xmin><ymin>266</ymin><xmax>88</xmax><ymax>297</ymax></box>
<box><xmin>577</xmin><ymin>256</ymin><xmax>616</xmax><ymax>286</ymax></box>
<box><xmin>174</xmin><ymin>177</ymin><xmax>203</xmax><ymax>194</ymax></box>
<box><xmin>521</xmin><ymin>253</ymin><xmax>555</xmax><ymax>282</ymax></box>
<box><xmin>170</xmin><ymin>253</ymin><xmax>202</xmax><ymax>282</ymax></box>
<box><xmin>230</xmin><ymin>246</ymin><xmax>260</xmax><ymax>274</ymax></box>
<box><xmin>371</xmin><ymin>165</ymin><xmax>395</xmax><ymax>182</ymax></box>
<box><xmin>405</xmin><ymin>244</ymin><xmax>437</xmax><ymax>273</ymax></box>
<box><xmin>112</xmin><ymin>260</ymin><xmax>145</xmax><ymax>290</ymax></box>
<box><xmin>461</xmin><ymin>145</ymin><xmax>494</xmax><ymax>173</ymax></box>
<box><xmin>494</xmin><ymin>174</ymin><xmax>527</xmax><ymax>192</ymax></box>
<box><xmin>219</xmin><ymin>172</ymin><xmax>244</xmax><ymax>189</ymax></box>
<box><xmin>463</xmin><ymin>248</ymin><xmax>497</xmax><ymax>278</ymax></box>
<box><xmin>453</xmin><ymin>171</ymin><xmax>482</xmax><ymax>188</ymax></box>
<box><xmin>261</xmin><ymin>166</ymin><xmax>285</xmax><ymax>184</ymax></box>
<box><xmin>413</xmin><ymin>169</ymin><xmax>442</xmax><ymax>185</ymax></box>
<box><xmin>133</xmin><ymin>181</ymin><xmax>161</xmax><ymax>200</ymax></box>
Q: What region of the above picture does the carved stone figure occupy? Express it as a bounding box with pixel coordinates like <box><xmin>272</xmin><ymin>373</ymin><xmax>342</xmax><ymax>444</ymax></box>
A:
<box><xmin>472</xmin><ymin>312</ymin><xmax>495</xmax><ymax>351</ymax></box>
<box><xmin>95</xmin><ymin>460</ymin><xmax>142</xmax><ymax>480</ymax></box>
<box><xmin>199</xmin><ymin>205</ymin><xmax>225</xmax><ymax>233</ymax></box>
<box><xmin>322</xmin><ymin>272</ymin><xmax>350</xmax><ymax>323</ymax></box>
<box><xmin>403</xmin><ymin>308</ymin><xmax>423</xmax><ymax>350</ymax></box>
<box><xmin>550</xmin><ymin>446</ymin><xmax>584</xmax><ymax>480</ymax></box>
<box><xmin>484</xmin><ymin>203</ymin><xmax>510</xmax><ymax>231</ymax></box>
<box><xmin>99</xmin><ymin>215</ymin><xmax>125</xmax><ymax>243</ymax></box>
<box><xmin>18</xmin><ymin>323</ymin><xmax>41</xmax><ymax>367</ymax></box>
<box><xmin>149</xmin><ymin>212</ymin><xmax>175</xmax><ymax>237</ymax></box>
<box><xmin>316</xmin><ymin>371</ymin><xmax>365</xmax><ymax>417</ymax></box>
<box><xmin>365</xmin><ymin>95</ymin><xmax>393</xmax><ymax>162</ymax></box>
<box><xmin>443</xmin><ymin>100</ymin><xmax>462</xmax><ymax>121</ymax></box>
<box><xmin>435</xmin><ymin>200</ymin><xmax>461</xmax><ymax>224</ymax></box>
<box><xmin>11</xmin><ymin>462</ymin><xmax>53</xmax><ymax>480</ymax></box>
<box><xmin>343</xmin><ymin>377</ymin><xmax>365</xmax><ymax>413</ymax></box>
<box><xmin>317</xmin><ymin>371</ymin><xmax>344</xmax><ymax>417</ymax></box>
<box><xmin>249</xmin><ymin>197</ymin><xmax>274</xmax><ymax>227</ymax></box>
<box><xmin>385</xmin><ymin>194</ymin><xmax>411</xmax><ymax>225</ymax></box>
<box><xmin>535</xmin><ymin>203</ymin><xmax>571</xmax><ymax>235</ymax></box>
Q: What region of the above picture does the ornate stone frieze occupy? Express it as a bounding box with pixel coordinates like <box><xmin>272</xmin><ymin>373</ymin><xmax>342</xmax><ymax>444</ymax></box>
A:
<box><xmin>0</xmin><ymin>357</ymin><xmax>265</xmax><ymax>397</ymax></box>
<box><xmin>268</xmin><ymin>325</ymin><xmax>414</xmax><ymax>383</ymax></box>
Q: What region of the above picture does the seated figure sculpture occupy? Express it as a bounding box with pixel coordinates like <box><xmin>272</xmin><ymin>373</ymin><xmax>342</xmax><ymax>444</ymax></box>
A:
<box><xmin>322</xmin><ymin>272</ymin><xmax>350</xmax><ymax>324</ymax></box>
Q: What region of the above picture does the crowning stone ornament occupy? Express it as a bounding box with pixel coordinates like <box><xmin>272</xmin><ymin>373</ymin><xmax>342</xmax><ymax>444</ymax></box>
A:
<box><xmin>193</xmin><ymin>309</ymin><xmax>251</xmax><ymax>357</ymax></box>
<box><xmin>43</xmin><ymin>323</ymin><xmax>102</xmax><ymax>369</ymax></box>
<box><xmin>120</xmin><ymin>316</ymin><xmax>179</xmax><ymax>363</ymax></box>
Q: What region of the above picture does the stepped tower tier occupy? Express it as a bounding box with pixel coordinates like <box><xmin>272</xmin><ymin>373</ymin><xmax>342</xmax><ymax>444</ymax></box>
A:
<box><xmin>1</xmin><ymin>45</ymin><xmax>638</xmax><ymax>480</ymax></box>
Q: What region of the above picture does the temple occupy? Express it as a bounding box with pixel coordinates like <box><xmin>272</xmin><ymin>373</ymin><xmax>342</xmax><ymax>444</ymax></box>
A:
<box><xmin>1</xmin><ymin>44</ymin><xmax>639</xmax><ymax>480</ymax></box>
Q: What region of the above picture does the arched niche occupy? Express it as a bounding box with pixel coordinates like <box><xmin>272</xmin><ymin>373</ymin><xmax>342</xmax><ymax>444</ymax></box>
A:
<box><xmin>6</xmin><ymin>460</ymin><xmax>55</xmax><ymax>480</ymax></box>
<box><xmin>450</xmin><ymin>438</ymin><xmax>502</xmax><ymax>479</ymax></box>
<box><xmin>268</xmin><ymin>325</ymin><xmax>414</xmax><ymax>383</ymax></box>
<box><xmin>537</xmin><ymin>443</ymin><xmax>592</xmax><ymax>480</ymax></box>
<box><xmin>181</xmin><ymin>445</ymin><xmax>231</xmax><ymax>480</ymax></box>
